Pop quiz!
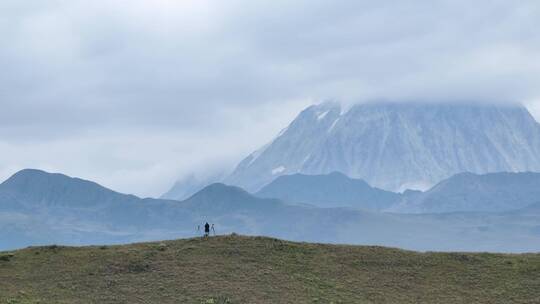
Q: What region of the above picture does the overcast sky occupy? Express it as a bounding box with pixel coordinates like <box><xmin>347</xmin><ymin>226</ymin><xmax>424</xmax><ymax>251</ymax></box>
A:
<box><xmin>1</xmin><ymin>0</ymin><xmax>540</xmax><ymax>197</ymax></box>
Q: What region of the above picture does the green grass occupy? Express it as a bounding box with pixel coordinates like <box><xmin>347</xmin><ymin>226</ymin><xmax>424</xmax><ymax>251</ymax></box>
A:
<box><xmin>1</xmin><ymin>235</ymin><xmax>539</xmax><ymax>303</ymax></box>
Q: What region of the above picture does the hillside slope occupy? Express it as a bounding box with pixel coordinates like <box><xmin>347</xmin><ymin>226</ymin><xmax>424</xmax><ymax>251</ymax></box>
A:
<box><xmin>1</xmin><ymin>235</ymin><xmax>539</xmax><ymax>304</ymax></box>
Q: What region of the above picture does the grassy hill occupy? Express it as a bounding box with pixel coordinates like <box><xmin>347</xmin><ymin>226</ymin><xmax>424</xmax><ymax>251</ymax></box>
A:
<box><xmin>1</xmin><ymin>235</ymin><xmax>539</xmax><ymax>304</ymax></box>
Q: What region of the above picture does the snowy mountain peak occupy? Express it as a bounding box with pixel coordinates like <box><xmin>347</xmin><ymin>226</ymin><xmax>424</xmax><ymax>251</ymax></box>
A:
<box><xmin>225</xmin><ymin>101</ymin><xmax>540</xmax><ymax>192</ymax></box>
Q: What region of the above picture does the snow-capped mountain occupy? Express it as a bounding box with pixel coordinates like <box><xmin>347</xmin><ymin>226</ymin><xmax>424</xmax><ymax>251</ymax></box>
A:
<box><xmin>225</xmin><ymin>102</ymin><xmax>540</xmax><ymax>192</ymax></box>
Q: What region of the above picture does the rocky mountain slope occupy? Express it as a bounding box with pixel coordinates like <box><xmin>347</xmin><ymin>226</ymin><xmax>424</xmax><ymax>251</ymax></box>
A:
<box><xmin>225</xmin><ymin>102</ymin><xmax>540</xmax><ymax>192</ymax></box>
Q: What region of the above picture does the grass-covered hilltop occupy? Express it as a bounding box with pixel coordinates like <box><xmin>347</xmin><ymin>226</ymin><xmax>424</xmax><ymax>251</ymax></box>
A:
<box><xmin>1</xmin><ymin>235</ymin><xmax>539</xmax><ymax>304</ymax></box>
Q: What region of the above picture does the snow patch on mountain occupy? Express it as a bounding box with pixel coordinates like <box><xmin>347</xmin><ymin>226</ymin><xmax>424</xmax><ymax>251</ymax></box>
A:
<box><xmin>328</xmin><ymin>118</ymin><xmax>340</xmax><ymax>133</ymax></box>
<box><xmin>272</xmin><ymin>166</ymin><xmax>286</xmax><ymax>175</ymax></box>
<box><xmin>317</xmin><ymin>110</ymin><xmax>329</xmax><ymax>120</ymax></box>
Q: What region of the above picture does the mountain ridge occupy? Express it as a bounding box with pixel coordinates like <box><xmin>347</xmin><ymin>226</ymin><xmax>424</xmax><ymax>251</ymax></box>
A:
<box><xmin>2</xmin><ymin>168</ymin><xmax>540</xmax><ymax>253</ymax></box>
<box><xmin>255</xmin><ymin>170</ymin><xmax>540</xmax><ymax>213</ymax></box>
<box><xmin>256</xmin><ymin>171</ymin><xmax>400</xmax><ymax>210</ymax></box>
<box><xmin>161</xmin><ymin>172</ymin><xmax>226</xmax><ymax>201</ymax></box>
<box><xmin>390</xmin><ymin>171</ymin><xmax>540</xmax><ymax>213</ymax></box>
<box><xmin>0</xmin><ymin>169</ymin><xmax>140</xmax><ymax>208</ymax></box>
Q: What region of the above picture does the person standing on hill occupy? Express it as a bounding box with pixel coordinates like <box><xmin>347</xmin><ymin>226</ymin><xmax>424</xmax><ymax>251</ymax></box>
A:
<box><xmin>204</xmin><ymin>222</ymin><xmax>210</xmax><ymax>237</ymax></box>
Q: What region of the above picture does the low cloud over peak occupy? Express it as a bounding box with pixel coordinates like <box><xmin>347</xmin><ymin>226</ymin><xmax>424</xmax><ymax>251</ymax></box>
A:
<box><xmin>1</xmin><ymin>0</ymin><xmax>539</xmax><ymax>196</ymax></box>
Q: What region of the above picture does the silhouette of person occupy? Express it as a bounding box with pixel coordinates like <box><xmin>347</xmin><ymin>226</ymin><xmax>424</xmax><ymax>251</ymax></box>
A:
<box><xmin>204</xmin><ymin>222</ymin><xmax>210</xmax><ymax>237</ymax></box>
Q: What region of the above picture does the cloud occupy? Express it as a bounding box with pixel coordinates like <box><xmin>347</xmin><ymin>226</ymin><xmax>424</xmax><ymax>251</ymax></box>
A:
<box><xmin>0</xmin><ymin>0</ymin><xmax>539</xmax><ymax>196</ymax></box>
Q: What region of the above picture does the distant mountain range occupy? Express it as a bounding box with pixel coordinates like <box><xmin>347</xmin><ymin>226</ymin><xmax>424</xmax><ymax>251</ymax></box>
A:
<box><xmin>0</xmin><ymin>169</ymin><xmax>140</xmax><ymax>209</ymax></box>
<box><xmin>256</xmin><ymin>171</ymin><xmax>540</xmax><ymax>213</ymax></box>
<box><xmin>390</xmin><ymin>171</ymin><xmax>540</xmax><ymax>213</ymax></box>
<box><xmin>224</xmin><ymin>102</ymin><xmax>540</xmax><ymax>193</ymax></box>
<box><xmin>161</xmin><ymin>172</ymin><xmax>225</xmax><ymax>201</ymax></box>
<box><xmin>1</xmin><ymin>169</ymin><xmax>540</xmax><ymax>252</ymax></box>
<box><xmin>256</xmin><ymin>172</ymin><xmax>400</xmax><ymax>210</ymax></box>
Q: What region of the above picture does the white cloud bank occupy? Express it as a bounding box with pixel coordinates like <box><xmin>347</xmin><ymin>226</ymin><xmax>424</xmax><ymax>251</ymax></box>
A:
<box><xmin>0</xmin><ymin>0</ymin><xmax>539</xmax><ymax>196</ymax></box>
